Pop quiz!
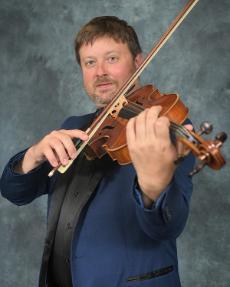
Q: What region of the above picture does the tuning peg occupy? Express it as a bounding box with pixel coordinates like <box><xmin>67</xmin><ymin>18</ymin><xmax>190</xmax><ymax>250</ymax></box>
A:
<box><xmin>215</xmin><ymin>132</ymin><xmax>227</xmax><ymax>143</ymax></box>
<box><xmin>198</xmin><ymin>121</ymin><xmax>213</xmax><ymax>135</ymax></box>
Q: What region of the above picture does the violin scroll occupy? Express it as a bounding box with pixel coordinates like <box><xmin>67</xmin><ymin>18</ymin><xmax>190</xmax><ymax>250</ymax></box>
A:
<box><xmin>178</xmin><ymin>122</ymin><xmax>227</xmax><ymax>176</ymax></box>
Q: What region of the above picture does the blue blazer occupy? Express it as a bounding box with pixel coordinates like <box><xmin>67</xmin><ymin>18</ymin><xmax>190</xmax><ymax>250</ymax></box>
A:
<box><xmin>0</xmin><ymin>113</ymin><xmax>195</xmax><ymax>287</ymax></box>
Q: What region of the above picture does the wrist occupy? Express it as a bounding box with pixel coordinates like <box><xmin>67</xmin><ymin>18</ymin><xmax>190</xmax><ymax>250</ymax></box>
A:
<box><xmin>136</xmin><ymin>179</ymin><xmax>158</xmax><ymax>208</ymax></box>
<box><xmin>138</xmin><ymin>176</ymin><xmax>162</xmax><ymax>197</ymax></box>
<box><xmin>21</xmin><ymin>146</ymin><xmax>45</xmax><ymax>173</ymax></box>
<box><xmin>137</xmin><ymin>165</ymin><xmax>175</xmax><ymax>200</ymax></box>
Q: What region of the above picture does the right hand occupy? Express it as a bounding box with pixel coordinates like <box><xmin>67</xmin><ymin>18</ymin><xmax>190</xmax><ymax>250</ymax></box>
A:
<box><xmin>18</xmin><ymin>129</ymin><xmax>88</xmax><ymax>174</ymax></box>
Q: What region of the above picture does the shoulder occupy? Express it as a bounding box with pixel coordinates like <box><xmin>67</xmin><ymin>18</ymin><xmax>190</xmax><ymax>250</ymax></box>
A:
<box><xmin>61</xmin><ymin>112</ymin><xmax>96</xmax><ymax>130</ymax></box>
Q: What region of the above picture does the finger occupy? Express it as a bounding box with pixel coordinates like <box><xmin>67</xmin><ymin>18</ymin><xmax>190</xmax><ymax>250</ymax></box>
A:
<box><xmin>126</xmin><ymin>118</ymin><xmax>136</xmax><ymax>150</ymax></box>
<box><xmin>176</xmin><ymin>141</ymin><xmax>185</xmax><ymax>157</ymax></box>
<box><xmin>51</xmin><ymin>131</ymin><xmax>77</xmax><ymax>159</ymax></box>
<box><xmin>176</xmin><ymin>140</ymin><xmax>191</xmax><ymax>157</ymax></box>
<box><xmin>154</xmin><ymin>116</ymin><xmax>171</xmax><ymax>142</ymax></box>
<box><xmin>183</xmin><ymin>124</ymin><xmax>193</xmax><ymax>131</ymax></box>
<box><xmin>135</xmin><ymin>109</ymin><xmax>148</xmax><ymax>140</ymax></box>
<box><xmin>146</xmin><ymin>106</ymin><xmax>162</xmax><ymax>137</ymax></box>
<box><xmin>60</xmin><ymin>129</ymin><xmax>89</xmax><ymax>141</ymax></box>
<box><xmin>49</xmin><ymin>138</ymin><xmax>70</xmax><ymax>166</ymax></box>
<box><xmin>43</xmin><ymin>146</ymin><xmax>59</xmax><ymax>167</ymax></box>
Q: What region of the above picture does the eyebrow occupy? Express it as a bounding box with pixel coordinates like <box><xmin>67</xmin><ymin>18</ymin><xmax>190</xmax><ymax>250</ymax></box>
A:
<box><xmin>83</xmin><ymin>50</ymin><xmax>120</xmax><ymax>59</ymax></box>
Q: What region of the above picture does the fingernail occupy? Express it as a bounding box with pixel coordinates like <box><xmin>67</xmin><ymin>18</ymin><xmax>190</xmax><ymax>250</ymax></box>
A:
<box><xmin>52</xmin><ymin>161</ymin><xmax>58</xmax><ymax>167</ymax></box>
<box><xmin>83</xmin><ymin>133</ymin><xmax>89</xmax><ymax>140</ymax></box>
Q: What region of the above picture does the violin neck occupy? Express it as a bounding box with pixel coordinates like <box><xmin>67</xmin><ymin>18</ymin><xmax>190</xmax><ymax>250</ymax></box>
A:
<box><xmin>119</xmin><ymin>101</ymin><xmax>193</xmax><ymax>142</ymax></box>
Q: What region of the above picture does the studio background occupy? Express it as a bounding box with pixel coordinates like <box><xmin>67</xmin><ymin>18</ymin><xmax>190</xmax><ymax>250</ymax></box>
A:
<box><xmin>0</xmin><ymin>0</ymin><xmax>229</xmax><ymax>286</ymax></box>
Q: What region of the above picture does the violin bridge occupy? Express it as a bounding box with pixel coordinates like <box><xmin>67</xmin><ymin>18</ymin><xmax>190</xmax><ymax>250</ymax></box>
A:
<box><xmin>108</xmin><ymin>95</ymin><xmax>128</xmax><ymax>119</ymax></box>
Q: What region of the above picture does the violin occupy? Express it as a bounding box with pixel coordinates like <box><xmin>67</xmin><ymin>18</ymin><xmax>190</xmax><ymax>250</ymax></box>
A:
<box><xmin>83</xmin><ymin>85</ymin><xmax>227</xmax><ymax>176</ymax></box>
<box><xmin>48</xmin><ymin>0</ymin><xmax>227</xmax><ymax>177</ymax></box>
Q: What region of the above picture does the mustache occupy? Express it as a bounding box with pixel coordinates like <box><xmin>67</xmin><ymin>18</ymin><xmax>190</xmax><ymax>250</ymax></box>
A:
<box><xmin>94</xmin><ymin>76</ymin><xmax>116</xmax><ymax>86</ymax></box>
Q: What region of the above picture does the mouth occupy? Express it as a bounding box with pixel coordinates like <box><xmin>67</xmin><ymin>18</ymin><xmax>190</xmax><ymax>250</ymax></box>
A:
<box><xmin>95</xmin><ymin>82</ymin><xmax>114</xmax><ymax>90</ymax></box>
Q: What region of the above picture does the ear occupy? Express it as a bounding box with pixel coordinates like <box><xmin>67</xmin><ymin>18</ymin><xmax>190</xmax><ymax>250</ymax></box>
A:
<box><xmin>134</xmin><ymin>53</ymin><xmax>144</xmax><ymax>68</ymax></box>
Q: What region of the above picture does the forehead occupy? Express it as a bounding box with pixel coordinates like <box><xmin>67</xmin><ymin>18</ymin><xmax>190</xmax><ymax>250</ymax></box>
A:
<box><xmin>79</xmin><ymin>36</ymin><xmax>131</xmax><ymax>59</ymax></box>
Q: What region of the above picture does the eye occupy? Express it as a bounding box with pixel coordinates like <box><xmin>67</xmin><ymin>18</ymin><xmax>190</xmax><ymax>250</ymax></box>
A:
<box><xmin>84</xmin><ymin>59</ymin><xmax>96</xmax><ymax>67</ymax></box>
<box><xmin>107</xmin><ymin>56</ymin><xmax>119</xmax><ymax>63</ymax></box>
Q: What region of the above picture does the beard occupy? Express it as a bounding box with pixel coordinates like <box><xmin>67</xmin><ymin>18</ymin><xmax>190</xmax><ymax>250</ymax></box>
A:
<box><xmin>92</xmin><ymin>93</ymin><xmax>115</xmax><ymax>107</ymax></box>
<box><xmin>87</xmin><ymin>75</ymin><xmax>119</xmax><ymax>107</ymax></box>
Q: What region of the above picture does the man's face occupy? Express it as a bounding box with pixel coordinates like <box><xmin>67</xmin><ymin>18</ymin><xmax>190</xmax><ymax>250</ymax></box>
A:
<box><xmin>79</xmin><ymin>37</ymin><xmax>143</xmax><ymax>107</ymax></box>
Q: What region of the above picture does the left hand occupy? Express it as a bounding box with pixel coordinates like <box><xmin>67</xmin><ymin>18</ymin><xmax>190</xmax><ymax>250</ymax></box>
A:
<box><xmin>126</xmin><ymin>106</ymin><xmax>177</xmax><ymax>206</ymax></box>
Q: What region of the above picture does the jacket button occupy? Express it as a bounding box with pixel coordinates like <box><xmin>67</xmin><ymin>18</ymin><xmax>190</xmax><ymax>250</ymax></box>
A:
<box><xmin>67</xmin><ymin>223</ymin><xmax>72</xmax><ymax>230</ymax></box>
<box><xmin>74</xmin><ymin>191</ymin><xmax>79</xmax><ymax>197</ymax></box>
<box><xmin>65</xmin><ymin>258</ymin><xmax>70</xmax><ymax>264</ymax></box>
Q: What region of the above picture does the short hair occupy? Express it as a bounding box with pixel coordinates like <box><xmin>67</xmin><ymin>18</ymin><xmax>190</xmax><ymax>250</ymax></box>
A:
<box><xmin>74</xmin><ymin>16</ymin><xmax>142</xmax><ymax>64</ymax></box>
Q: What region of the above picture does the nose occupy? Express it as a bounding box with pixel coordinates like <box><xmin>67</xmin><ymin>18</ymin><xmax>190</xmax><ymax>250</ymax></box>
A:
<box><xmin>95</xmin><ymin>61</ymin><xmax>108</xmax><ymax>77</ymax></box>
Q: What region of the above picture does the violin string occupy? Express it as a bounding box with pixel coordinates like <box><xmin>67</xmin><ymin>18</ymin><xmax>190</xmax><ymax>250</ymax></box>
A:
<box><xmin>125</xmin><ymin>102</ymin><xmax>186</xmax><ymax>136</ymax></box>
<box><xmin>125</xmin><ymin>102</ymin><xmax>193</xmax><ymax>139</ymax></box>
<box><xmin>170</xmin><ymin>125</ymin><xmax>189</xmax><ymax>138</ymax></box>
<box><xmin>126</xmin><ymin>101</ymin><xmax>143</xmax><ymax>114</ymax></box>
<box><xmin>122</xmin><ymin>102</ymin><xmax>195</xmax><ymax>141</ymax></box>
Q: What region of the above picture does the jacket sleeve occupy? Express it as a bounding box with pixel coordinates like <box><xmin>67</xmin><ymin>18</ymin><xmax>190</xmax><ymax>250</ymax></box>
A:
<box><xmin>132</xmin><ymin>152</ymin><xmax>195</xmax><ymax>241</ymax></box>
<box><xmin>0</xmin><ymin>114</ymin><xmax>96</xmax><ymax>206</ymax></box>
<box><xmin>0</xmin><ymin>149</ymin><xmax>52</xmax><ymax>206</ymax></box>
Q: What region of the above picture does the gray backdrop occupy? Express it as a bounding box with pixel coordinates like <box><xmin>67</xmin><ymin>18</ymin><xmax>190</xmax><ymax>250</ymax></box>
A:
<box><xmin>0</xmin><ymin>0</ymin><xmax>229</xmax><ymax>286</ymax></box>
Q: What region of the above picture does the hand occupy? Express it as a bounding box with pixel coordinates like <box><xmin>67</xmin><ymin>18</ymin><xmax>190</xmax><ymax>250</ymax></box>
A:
<box><xmin>16</xmin><ymin>129</ymin><xmax>88</xmax><ymax>174</ymax></box>
<box><xmin>126</xmin><ymin>106</ymin><xmax>177</xmax><ymax>205</ymax></box>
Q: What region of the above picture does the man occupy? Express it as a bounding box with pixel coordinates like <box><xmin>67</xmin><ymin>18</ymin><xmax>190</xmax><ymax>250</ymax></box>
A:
<box><xmin>0</xmin><ymin>16</ymin><xmax>194</xmax><ymax>287</ymax></box>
